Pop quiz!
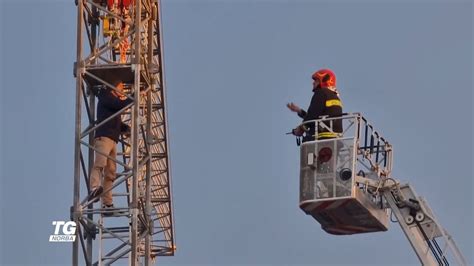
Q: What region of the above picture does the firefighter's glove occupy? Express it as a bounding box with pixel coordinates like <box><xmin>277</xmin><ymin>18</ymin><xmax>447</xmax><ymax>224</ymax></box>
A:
<box><xmin>292</xmin><ymin>125</ymin><xmax>305</xmax><ymax>136</ymax></box>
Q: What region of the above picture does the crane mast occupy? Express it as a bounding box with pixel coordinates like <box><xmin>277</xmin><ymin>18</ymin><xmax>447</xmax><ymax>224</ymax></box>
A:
<box><xmin>72</xmin><ymin>0</ymin><xmax>175</xmax><ymax>265</ymax></box>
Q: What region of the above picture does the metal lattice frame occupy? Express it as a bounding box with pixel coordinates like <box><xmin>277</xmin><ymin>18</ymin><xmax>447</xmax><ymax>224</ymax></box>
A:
<box><xmin>72</xmin><ymin>0</ymin><xmax>174</xmax><ymax>265</ymax></box>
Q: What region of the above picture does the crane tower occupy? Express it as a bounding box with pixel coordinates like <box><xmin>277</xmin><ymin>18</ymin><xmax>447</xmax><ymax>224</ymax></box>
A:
<box><xmin>71</xmin><ymin>0</ymin><xmax>175</xmax><ymax>265</ymax></box>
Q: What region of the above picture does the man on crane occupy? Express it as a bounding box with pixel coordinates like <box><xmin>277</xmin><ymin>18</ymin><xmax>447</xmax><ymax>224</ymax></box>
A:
<box><xmin>287</xmin><ymin>68</ymin><xmax>343</xmax><ymax>142</ymax></box>
<box><xmin>88</xmin><ymin>80</ymin><xmax>132</xmax><ymax>215</ymax></box>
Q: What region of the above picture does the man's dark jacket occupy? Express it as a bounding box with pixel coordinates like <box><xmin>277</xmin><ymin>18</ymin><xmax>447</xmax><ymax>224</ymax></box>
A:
<box><xmin>298</xmin><ymin>87</ymin><xmax>343</xmax><ymax>141</ymax></box>
<box><xmin>95</xmin><ymin>89</ymin><xmax>133</xmax><ymax>142</ymax></box>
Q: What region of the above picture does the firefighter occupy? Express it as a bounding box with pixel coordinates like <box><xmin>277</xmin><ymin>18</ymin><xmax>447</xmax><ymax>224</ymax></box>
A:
<box><xmin>288</xmin><ymin>69</ymin><xmax>343</xmax><ymax>142</ymax></box>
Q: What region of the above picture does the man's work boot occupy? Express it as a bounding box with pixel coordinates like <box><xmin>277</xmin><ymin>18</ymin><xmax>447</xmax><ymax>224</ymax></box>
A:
<box><xmin>102</xmin><ymin>204</ymin><xmax>117</xmax><ymax>217</ymax></box>
<box><xmin>88</xmin><ymin>186</ymin><xmax>103</xmax><ymax>203</ymax></box>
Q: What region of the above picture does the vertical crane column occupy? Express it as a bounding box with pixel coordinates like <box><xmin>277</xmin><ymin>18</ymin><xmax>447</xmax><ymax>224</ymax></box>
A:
<box><xmin>130</xmin><ymin>0</ymin><xmax>141</xmax><ymax>264</ymax></box>
<box><xmin>72</xmin><ymin>1</ymin><xmax>84</xmax><ymax>265</ymax></box>
<box><xmin>72</xmin><ymin>0</ymin><xmax>175</xmax><ymax>265</ymax></box>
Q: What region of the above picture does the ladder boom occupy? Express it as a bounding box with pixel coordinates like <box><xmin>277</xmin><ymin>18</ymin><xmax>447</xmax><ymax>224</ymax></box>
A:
<box><xmin>382</xmin><ymin>183</ymin><xmax>466</xmax><ymax>266</ymax></box>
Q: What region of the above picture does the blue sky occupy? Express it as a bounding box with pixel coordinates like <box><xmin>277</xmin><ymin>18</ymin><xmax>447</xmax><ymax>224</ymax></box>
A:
<box><xmin>0</xmin><ymin>0</ymin><xmax>472</xmax><ymax>265</ymax></box>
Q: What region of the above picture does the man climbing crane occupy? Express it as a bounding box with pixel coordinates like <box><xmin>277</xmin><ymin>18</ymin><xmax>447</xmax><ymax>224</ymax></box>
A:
<box><xmin>88</xmin><ymin>80</ymin><xmax>133</xmax><ymax>215</ymax></box>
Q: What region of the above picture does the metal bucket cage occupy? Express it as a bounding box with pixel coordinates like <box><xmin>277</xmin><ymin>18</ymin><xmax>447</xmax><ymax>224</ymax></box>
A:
<box><xmin>298</xmin><ymin>113</ymin><xmax>391</xmax><ymax>235</ymax></box>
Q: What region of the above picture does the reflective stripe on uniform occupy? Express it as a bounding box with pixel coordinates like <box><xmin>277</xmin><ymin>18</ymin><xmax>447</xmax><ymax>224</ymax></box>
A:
<box><xmin>317</xmin><ymin>132</ymin><xmax>342</xmax><ymax>139</ymax></box>
<box><xmin>325</xmin><ymin>99</ymin><xmax>343</xmax><ymax>107</ymax></box>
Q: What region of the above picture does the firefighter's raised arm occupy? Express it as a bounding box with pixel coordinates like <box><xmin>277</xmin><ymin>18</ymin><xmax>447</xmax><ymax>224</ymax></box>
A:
<box><xmin>287</xmin><ymin>102</ymin><xmax>306</xmax><ymax>119</ymax></box>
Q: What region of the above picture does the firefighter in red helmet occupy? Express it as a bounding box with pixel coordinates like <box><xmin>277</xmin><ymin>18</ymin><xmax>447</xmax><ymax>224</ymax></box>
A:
<box><xmin>287</xmin><ymin>69</ymin><xmax>343</xmax><ymax>142</ymax></box>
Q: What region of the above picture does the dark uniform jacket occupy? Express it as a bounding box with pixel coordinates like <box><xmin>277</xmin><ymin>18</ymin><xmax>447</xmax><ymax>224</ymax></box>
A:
<box><xmin>298</xmin><ymin>87</ymin><xmax>343</xmax><ymax>141</ymax></box>
<box><xmin>95</xmin><ymin>89</ymin><xmax>133</xmax><ymax>142</ymax></box>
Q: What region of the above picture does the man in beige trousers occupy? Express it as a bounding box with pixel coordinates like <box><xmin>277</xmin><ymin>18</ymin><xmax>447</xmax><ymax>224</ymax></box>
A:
<box><xmin>88</xmin><ymin>81</ymin><xmax>132</xmax><ymax>216</ymax></box>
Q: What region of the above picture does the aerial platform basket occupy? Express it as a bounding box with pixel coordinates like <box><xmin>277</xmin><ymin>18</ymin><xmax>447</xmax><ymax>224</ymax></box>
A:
<box><xmin>298</xmin><ymin>113</ymin><xmax>393</xmax><ymax>235</ymax></box>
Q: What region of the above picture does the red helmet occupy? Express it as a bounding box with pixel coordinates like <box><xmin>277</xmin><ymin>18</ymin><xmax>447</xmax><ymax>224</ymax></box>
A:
<box><xmin>312</xmin><ymin>69</ymin><xmax>336</xmax><ymax>88</ymax></box>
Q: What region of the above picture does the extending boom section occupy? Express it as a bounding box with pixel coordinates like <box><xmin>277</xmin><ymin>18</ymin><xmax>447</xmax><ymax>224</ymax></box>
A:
<box><xmin>381</xmin><ymin>181</ymin><xmax>467</xmax><ymax>265</ymax></box>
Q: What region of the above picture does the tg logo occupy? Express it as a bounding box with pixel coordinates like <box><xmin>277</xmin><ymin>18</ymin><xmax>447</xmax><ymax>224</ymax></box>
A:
<box><xmin>49</xmin><ymin>221</ymin><xmax>77</xmax><ymax>242</ymax></box>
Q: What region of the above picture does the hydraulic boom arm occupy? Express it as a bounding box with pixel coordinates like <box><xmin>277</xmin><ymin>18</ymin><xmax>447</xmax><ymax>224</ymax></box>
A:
<box><xmin>357</xmin><ymin>175</ymin><xmax>467</xmax><ymax>266</ymax></box>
